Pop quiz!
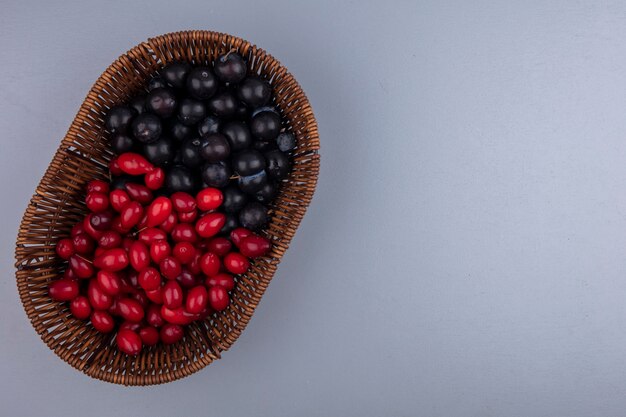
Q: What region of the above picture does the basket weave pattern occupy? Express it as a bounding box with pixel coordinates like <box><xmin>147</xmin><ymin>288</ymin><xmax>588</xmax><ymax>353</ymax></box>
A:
<box><xmin>14</xmin><ymin>31</ymin><xmax>319</xmax><ymax>385</ymax></box>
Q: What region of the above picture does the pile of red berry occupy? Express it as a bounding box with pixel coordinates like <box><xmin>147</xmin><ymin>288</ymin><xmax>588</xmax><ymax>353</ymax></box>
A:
<box><xmin>49</xmin><ymin>53</ymin><xmax>292</xmax><ymax>355</ymax></box>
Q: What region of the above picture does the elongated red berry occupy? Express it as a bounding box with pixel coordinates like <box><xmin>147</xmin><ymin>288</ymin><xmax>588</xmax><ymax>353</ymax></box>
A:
<box><xmin>118</xmin><ymin>152</ymin><xmax>154</xmax><ymax>175</ymax></box>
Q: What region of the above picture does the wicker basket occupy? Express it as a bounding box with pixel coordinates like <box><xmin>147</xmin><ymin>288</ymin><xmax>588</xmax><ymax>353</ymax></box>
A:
<box><xmin>14</xmin><ymin>31</ymin><xmax>319</xmax><ymax>386</ymax></box>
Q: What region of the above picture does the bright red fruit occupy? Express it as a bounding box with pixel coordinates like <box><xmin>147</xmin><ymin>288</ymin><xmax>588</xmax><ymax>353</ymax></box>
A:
<box><xmin>176</xmin><ymin>268</ymin><xmax>198</xmax><ymax>288</ymax></box>
<box><xmin>171</xmin><ymin>192</ymin><xmax>196</xmax><ymax>212</ymax></box>
<box><xmin>162</xmin><ymin>281</ymin><xmax>183</xmax><ymax>309</ymax></box>
<box><xmin>87</xmin><ymin>179</ymin><xmax>109</xmax><ymax>194</ymax></box>
<box><xmin>71</xmin><ymin>222</ymin><xmax>86</xmax><ymax>238</ymax></box>
<box><xmin>85</xmin><ymin>192</ymin><xmax>109</xmax><ymax>213</ymax></box>
<box><xmin>160</xmin><ymin>306</ymin><xmax>196</xmax><ymax>325</ymax></box>
<box><xmin>109</xmin><ymin>189</ymin><xmax>131</xmax><ymax>212</ymax></box>
<box><xmin>116</xmin><ymin>329</ymin><xmax>143</xmax><ymax>355</ymax></box>
<box><xmin>207</xmin><ymin>237</ymin><xmax>232</xmax><ymax>257</ymax></box>
<box><xmin>120</xmin><ymin>201</ymin><xmax>143</xmax><ymax>229</ymax></box>
<box><xmin>88</xmin><ymin>280</ymin><xmax>113</xmax><ymax>310</ymax></box>
<box><xmin>72</xmin><ymin>233</ymin><xmax>95</xmax><ymax>254</ymax></box>
<box><xmin>177</xmin><ymin>209</ymin><xmax>198</xmax><ymax>223</ymax></box>
<box><xmin>94</xmin><ymin>248</ymin><xmax>129</xmax><ymax>272</ymax></box>
<box><xmin>97</xmin><ymin>270</ymin><xmax>122</xmax><ymax>296</ymax></box>
<box><xmin>209</xmin><ymin>286</ymin><xmax>229</xmax><ymax>311</ymax></box>
<box><xmin>125</xmin><ymin>183</ymin><xmax>153</xmax><ymax>204</ymax></box>
<box><xmin>108</xmin><ymin>158</ymin><xmax>124</xmax><ymax>175</ymax></box>
<box><xmin>223</xmin><ymin>252</ymin><xmax>250</xmax><ymax>274</ymax></box>
<box><xmin>69</xmin><ymin>255</ymin><xmax>94</xmax><ymax>279</ymax></box>
<box><xmin>205</xmin><ymin>273</ymin><xmax>235</xmax><ymax>291</ymax></box>
<box><xmin>49</xmin><ymin>279</ymin><xmax>79</xmax><ymax>301</ymax></box>
<box><xmin>147</xmin><ymin>196</ymin><xmax>173</xmax><ymax>227</ymax></box>
<box><xmin>70</xmin><ymin>296</ymin><xmax>92</xmax><ymax>319</ymax></box>
<box><xmin>129</xmin><ymin>241</ymin><xmax>150</xmax><ymax>271</ymax></box>
<box><xmin>117</xmin><ymin>152</ymin><xmax>154</xmax><ymax>175</ymax></box>
<box><xmin>172</xmin><ymin>242</ymin><xmax>196</xmax><ymax>264</ymax></box>
<box><xmin>98</xmin><ymin>231</ymin><xmax>122</xmax><ymax>249</ymax></box>
<box><xmin>150</xmin><ymin>240</ymin><xmax>171</xmax><ymax>263</ymax></box>
<box><xmin>159</xmin><ymin>213</ymin><xmax>177</xmax><ymax>233</ymax></box>
<box><xmin>239</xmin><ymin>235</ymin><xmax>271</xmax><ymax>258</ymax></box>
<box><xmin>91</xmin><ymin>311</ymin><xmax>115</xmax><ymax>333</ymax></box>
<box><xmin>139</xmin><ymin>228</ymin><xmax>167</xmax><ymax>245</ymax></box>
<box><xmin>171</xmin><ymin>224</ymin><xmax>197</xmax><ymax>243</ymax></box>
<box><xmin>200</xmin><ymin>252</ymin><xmax>220</xmax><ymax>276</ymax></box>
<box><xmin>230</xmin><ymin>227</ymin><xmax>252</xmax><ymax>247</ymax></box>
<box><xmin>195</xmin><ymin>213</ymin><xmax>226</xmax><ymax>238</ymax></box>
<box><xmin>186</xmin><ymin>286</ymin><xmax>208</xmax><ymax>314</ymax></box>
<box><xmin>138</xmin><ymin>267</ymin><xmax>161</xmax><ymax>291</ymax></box>
<box><xmin>119</xmin><ymin>321</ymin><xmax>142</xmax><ymax>332</ymax></box>
<box><xmin>117</xmin><ymin>298</ymin><xmax>145</xmax><ymax>322</ymax></box>
<box><xmin>145</xmin><ymin>287</ymin><xmax>163</xmax><ymax>304</ymax></box>
<box><xmin>139</xmin><ymin>326</ymin><xmax>160</xmax><ymax>346</ymax></box>
<box><xmin>160</xmin><ymin>256</ymin><xmax>182</xmax><ymax>280</ymax></box>
<box><xmin>146</xmin><ymin>304</ymin><xmax>165</xmax><ymax>327</ymax></box>
<box><xmin>160</xmin><ymin>324</ymin><xmax>184</xmax><ymax>344</ymax></box>
<box><xmin>83</xmin><ymin>214</ymin><xmax>103</xmax><ymax>239</ymax></box>
<box><xmin>145</xmin><ymin>167</ymin><xmax>165</xmax><ymax>190</ymax></box>
<box><xmin>56</xmin><ymin>238</ymin><xmax>75</xmax><ymax>260</ymax></box>
<box><xmin>196</xmin><ymin>188</ymin><xmax>223</xmax><ymax>211</ymax></box>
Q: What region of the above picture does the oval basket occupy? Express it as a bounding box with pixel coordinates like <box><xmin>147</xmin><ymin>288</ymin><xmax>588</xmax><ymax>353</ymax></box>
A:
<box><xmin>14</xmin><ymin>31</ymin><xmax>319</xmax><ymax>386</ymax></box>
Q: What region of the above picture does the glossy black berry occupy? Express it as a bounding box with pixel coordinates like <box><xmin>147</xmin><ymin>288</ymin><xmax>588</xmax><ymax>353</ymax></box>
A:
<box><xmin>220</xmin><ymin>213</ymin><xmax>240</xmax><ymax>235</ymax></box>
<box><xmin>198</xmin><ymin>116</ymin><xmax>220</xmax><ymax>137</ymax></box>
<box><xmin>232</xmin><ymin>150</ymin><xmax>265</xmax><ymax>176</ymax></box>
<box><xmin>110</xmin><ymin>134</ymin><xmax>135</xmax><ymax>154</ymax></box>
<box><xmin>178</xmin><ymin>98</ymin><xmax>206</xmax><ymax>126</ymax></box>
<box><xmin>166</xmin><ymin>165</ymin><xmax>196</xmax><ymax>193</ymax></box>
<box><xmin>148</xmin><ymin>77</ymin><xmax>167</xmax><ymax>91</ymax></box>
<box><xmin>146</xmin><ymin>87</ymin><xmax>178</xmax><ymax>118</ymax></box>
<box><xmin>250</xmin><ymin>110</ymin><xmax>281</xmax><ymax>140</ymax></box>
<box><xmin>180</xmin><ymin>137</ymin><xmax>205</xmax><ymax>169</ymax></box>
<box><xmin>129</xmin><ymin>95</ymin><xmax>146</xmax><ymax>114</ymax></box>
<box><xmin>265</xmin><ymin>150</ymin><xmax>290</xmax><ymax>180</ymax></box>
<box><xmin>238</xmin><ymin>202</ymin><xmax>268</xmax><ymax>231</ymax></box>
<box><xmin>253</xmin><ymin>140</ymin><xmax>277</xmax><ymax>152</ymax></box>
<box><xmin>143</xmin><ymin>136</ymin><xmax>175</xmax><ymax>167</ymax></box>
<box><xmin>186</xmin><ymin>67</ymin><xmax>217</xmax><ymax>99</ymax></box>
<box><xmin>207</xmin><ymin>91</ymin><xmax>238</xmax><ymax>118</ymax></box>
<box><xmin>222</xmin><ymin>186</ymin><xmax>248</xmax><ymax>213</ymax></box>
<box><xmin>201</xmin><ymin>162</ymin><xmax>231</xmax><ymax>188</ymax></box>
<box><xmin>132</xmin><ymin>113</ymin><xmax>162</xmax><ymax>143</ymax></box>
<box><xmin>221</xmin><ymin>121</ymin><xmax>252</xmax><ymax>151</ymax></box>
<box><xmin>276</xmin><ymin>132</ymin><xmax>296</xmax><ymax>152</ymax></box>
<box><xmin>200</xmin><ymin>134</ymin><xmax>231</xmax><ymax>163</ymax></box>
<box><xmin>256</xmin><ymin>182</ymin><xmax>278</xmax><ymax>203</ymax></box>
<box><xmin>105</xmin><ymin>106</ymin><xmax>136</xmax><ymax>134</ymax></box>
<box><xmin>169</xmin><ymin>121</ymin><xmax>193</xmax><ymax>142</ymax></box>
<box><xmin>235</xmin><ymin>104</ymin><xmax>249</xmax><ymax>119</ymax></box>
<box><xmin>237</xmin><ymin>77</ymin><xmax>271</xmax><ymax>108</ymax></box>
<box><xmin>162</xmin><ymin>62</ymin><xmax>191</xmax><ymax>89</ymax></box>
<box><xmin>214</xmin><ymin>52</ymin><xmax>247</xmax><ymax>84</ymax></box>
<box><xmin>238</xmin><ymin>170</ymin><xmax>268</xmax><ymax>194</ymax></box>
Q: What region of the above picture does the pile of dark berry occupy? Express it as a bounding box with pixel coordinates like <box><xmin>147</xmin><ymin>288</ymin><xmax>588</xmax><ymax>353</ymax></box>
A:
<box><xmin>49</xmin><ymin>52</ymin><xmax>296</xmax><ymax>355</ymax></box>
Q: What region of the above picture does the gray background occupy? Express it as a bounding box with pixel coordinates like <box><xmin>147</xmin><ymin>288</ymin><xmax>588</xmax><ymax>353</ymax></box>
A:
<box><xmin>2</xmin><ymin>0</ymin><xmax>626</xmax><ymax>416</ymax></box>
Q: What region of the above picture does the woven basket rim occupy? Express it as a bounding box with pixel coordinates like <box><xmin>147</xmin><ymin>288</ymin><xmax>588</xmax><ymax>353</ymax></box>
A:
<box><xmin>15</xmin><ymin>30</ymin><xmax>319</xmax><ymax>385</ymax></box>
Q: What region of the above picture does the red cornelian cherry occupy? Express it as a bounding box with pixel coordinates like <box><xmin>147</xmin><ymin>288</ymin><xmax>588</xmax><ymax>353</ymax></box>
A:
<box><xmin>94</xmin><ymin>247</ymin><xmax>107</xmax><ymax>258</ymax></box>
<box><xmin>120</xmin><ymin>201</ymin><xmax>143</xmax><ymax>229</ymax></box>
<box><xmin>56</xmin><ymin>238</ymin><xmax>75</xmax><ymax>260</ymax></box>
<box><xmin>63</xmin><ymin>267</ymin><xmax>77</xmax><ymax>280</ymax></box>
<box><xmin>207</xmin><ymin>237</ymin><xmax>232</xmax><ymax>257</ymax></box>
<box><xmin>85</xmin><ymin>192</ymin><xmax>109</xmax><ymax>213</ymax></box>
<box><xmin>160</xmin><ymin>324</ymin><xmax>184</xmax><ymax>344</ymax></box>
<box><xmin>162</xmin><ymin>280</ymin><xmax>183</xmax><ymax>309</ymax></box>
<box><xmin>83</xmin><ymin>214</ymin><xmax>104</xmax><ymax>239</ymax></box>
<box><xmin>109</xmin><ymin>189</ymin><xmax>131</xmax><ymax>212</ymax></box>
<box><xmin>69</xmin><ymin>255</ymin><xmax>94</xmax><ymax>279</ymax></box>
<box><xmin>160</xmin><ymin>256</ymin><xmax>182</xmax><ymax>280</ymax></box>
<box><xmin>146</xmin><ymin>304</ymin><xmax>164</xmax><ymax>327</ymax></box>
<box><xmin>171</xmin><ymin>223</ymin><xmax>198</xmax><ymax>243</ymax></box>
<box><xmin>91</xmin><ymin>311</ymin><xmax>115</xmax><ymax>333</ymax></box>
<box><xmin>224</xmin><ymin>252</ymin><xmax>250</xmax><ymax>274</ymax></box>
<box><xmin>145</xmin><ymin>167</ymin><xmax>165</xmax><ymax>190</ymax></box>
<box><xmin>205</xmin><ymin>273</ymin><xmax>235</xmax><ymax>291</ymax></box>
<box><xmin>119</xmin><ymin>321</ymin><xmax>142</xmax><ymax>332</ymax></box>
<box><xmin>159</xmin><ymin>213</ymin><xmax>177</xmax><ymax>233</ymax></box>
<box><xmin>146</xmin><ymin>196</ymin><xmax>173</xmax><ymax>227</ymax></box>
<box><xmin>116</xmin><ymin>329</ymin><xmax>142</xmax><ymax>355</ymax></box>
<box><xmin>130</xmin><ymin>290</ymin><xmax>150</xmax><ymax>309</ymax></box>
<box><xmin>88</xmin><ymin>280</ymin><xmax>113</xmax><ymax>310</ymax></box>
<box><xmin>71</xmin><ymin>222</ymin><xmax>86</xmax><ymax>238</ymax></box>
<box><xmin>145</xmin><ymin>287</ymin><xmax>163</xmax><ymax>304</ymax></box>
<box><xmin>138</xmin><ymin>267</ymin><xmax>161</xmax><ymax>291</ymax></box>
<box><xmin>171</xmin><ymin>192</ymin><xmax>197</xmax><ymax>212</ymax></box>
<box><xmin>239</xmin><ymin>235</ymin><xmax>271</xmax><ymax>257</ymax></box>
<box><xmin>137</xmin><ymin>213</ymin><xmax>149</xmax><ymax>229</ymax></box>
<box><xmin>186</xmin><ymin>286</ymin><xmax>208</xmax><ymax>314</ymax></box>
<box><xmin>139</xmin><ymin>326</ymin><xmax>160</xmax><ymax>346</ymax></box>
<box><xmin>230</xmin><ymin>227</ymin><xmax>252</xmax><ymax>247</ymax></box>
<box><xmin>122</xmin><ymin>237</ymin><xmax>135</xmax><ymax>253</ymax></box>
<box><xmin>112</xmin><ymin>216</ymin><xmax>131</xmax><ymax>234</ymax></box>
<box><xmin>150</xmin><ymin>240</ymin><xmax>171</xmax><ymax>263</ymax></box>
<box><xmin>129</xmin><ymin>241</ymin><xmax>150</xmax><ymax>271</ymax></box>
<box><xmin>72</xmin><ymin>233</ymin><xmax>95</xmax><ymax>254</ymax></box>
<box><xmin>87</xmin><ymin>179</ymin><xmax>109</xmax><ymax>194</ymax></box>
<box><xmin>139</xmin><ymin>228</ymin><xmax>167</xmax><ymax>245</ymax></box>
<box><xmin>98</xmin><ymin>231</ymin><xmax>122</xmax><ymax>249</ymax></box>
<box><xmin>160</xmin><ymin>306</ymin><xmax>196</xmax><ymax>325</ymax></box>
<box><xmin>49</xmin><ymin>279</ymin><xmax>79</xmax><ymax>301</ymax></box>
<box><xmin>117</xmin><ymin>152</ymin><xmax>154</xmax><ymax>175</ymax></box>
<box><xmin>209</xmin><ymin>286</ymin><xmax>229</xmax><ymax>311</ymax></box>
<box><xmin>117</xmin><ymin>298</ymin><xmax>145</xmax><ymax>322</ymax></box>
<box><xmin>187</xmin><ymin>252</ymin><xmax>203</xmax><ymax>275</ymax></box>
<box><xmin>96</xmin><ymin>270</ymin><xmax>122</xmax><ymax>296</ymax></box>
<box><xmin>108</xmin><ymin>158</ymin><xmax>124</xmax><ymax>176</ymax></box>
<box><xmin>125</xmin><ymin>183</ymin><xmax>153</xmax><ymax>204</ymax></box>
<box><xmin>196</xmin><ymin>187</ymin><xmax>223</xmax><ymax>211</ymax></box>
<box><xmin>172</xmin><ymin>242</ymin><xmax>196</xmax><ymax>264</ymax></box>
<box><xmin>200</xmin><ymin>252</ymin><xmax>220</xmax><ymax>276</ymax></box>
<box><xmin>70</xmin><ymin>296</ymin><xmax>92</xmax><ymax>319</ymax></box>
<box><xmin>176</xmin><ymin>268</ymin><xmax>198</xmax><ymax>288</ymax></box>
<box><xmin>94</xmin><ymin>248</ymin><xmax>129</xmax><ymax>272</ymax></box>
<box><xmin>177</xmin><ymin>209</ymin><xmax>198</xmax><ymax>223</ymax></box>
<box><xmin>195</xmin><ymin>213</ymin><xmax>226</xmax><ymax>238</ymax></box>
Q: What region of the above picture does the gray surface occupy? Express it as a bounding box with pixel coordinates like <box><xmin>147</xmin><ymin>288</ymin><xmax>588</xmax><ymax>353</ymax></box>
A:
<box><xmin>2</xmin><ymin>0</ymin><xmax>626</xmax><ymax>416</ymax></box>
